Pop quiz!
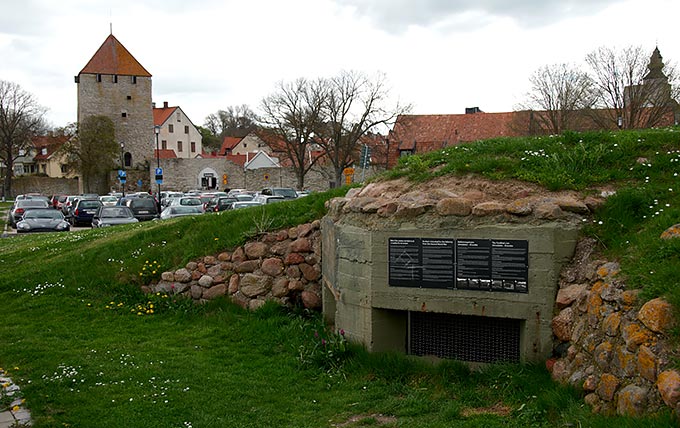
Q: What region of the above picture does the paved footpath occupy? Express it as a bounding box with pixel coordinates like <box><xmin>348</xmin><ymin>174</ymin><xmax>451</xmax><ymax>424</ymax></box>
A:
<box><xmin>0</xmin><ymin>368</ymin><xmax>32</xmax><ymax>427</ymax></box>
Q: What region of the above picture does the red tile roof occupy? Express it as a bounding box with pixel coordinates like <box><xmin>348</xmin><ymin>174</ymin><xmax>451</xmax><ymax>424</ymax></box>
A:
<box><xmin>154</xmin><ymin>149</ymin><xmax>177</xmax><ymax>159</ymax></box>
<box><xmin>80</xmin><ymin>34</ymin><xmax>151</xmax><ymax>77</ymax></box>
<box><xmin>226</xmin><ymin>154</ymin><xmax>247</xmax><ymax>166</ymax></box>
<box><xmin>388</xmin><ymin>112</ymin><xmax>522</xmax><ymax>152</ymax></box>
<box><xmin>32</xmin><ymin>135</ymin><xmax>69</xmax><ymax>160</ymax></box>
<box><xmin>219</xmin><ymin>136</ymin><xmax>243</xmax><ymax>155</ymax></box>
<box><xmin>153</xmin><ymin>106</ymin><xmax>178</xmax><ymax>126</ymax></box>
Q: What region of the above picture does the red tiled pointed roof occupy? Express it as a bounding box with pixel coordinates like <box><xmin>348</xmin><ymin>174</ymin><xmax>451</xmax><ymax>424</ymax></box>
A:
<box><xmin>225</xmin><ymin>154</ymin><xmax>247</xmax><ymax>166</ymax></box>
<box><xmin>153</xmin><ymin>106</ymin><xmax>178</xmax><ymax>126</ymax></box>
<box><xmin>80</xmin><ymin>34</ymin><xmax>151</xmax><ymax>77</ymax></box>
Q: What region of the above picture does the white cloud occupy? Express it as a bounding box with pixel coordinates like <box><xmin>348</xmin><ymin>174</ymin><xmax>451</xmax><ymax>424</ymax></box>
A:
<box><xmin>0</xmin><ymin>0</ymin><xmax>678</xmax><ymax>129</ymax></box>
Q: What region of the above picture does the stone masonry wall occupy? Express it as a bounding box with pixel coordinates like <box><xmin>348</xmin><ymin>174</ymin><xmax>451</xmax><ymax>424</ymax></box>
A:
<box><xmin>549</xmin><ymin>236</ymin><xmax>680</xmax><ymax>417</ymax></box>
<box><xmin>146</xmin><ymin>221</ymin><xmax>323</xmax><ymax>311</ymax></box>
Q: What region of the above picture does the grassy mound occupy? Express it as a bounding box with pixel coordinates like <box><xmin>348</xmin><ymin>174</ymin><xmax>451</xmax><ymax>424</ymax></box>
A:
<box><xmin>1</xmin><ymin>128</ymin><xmax>679</xmax><ymax>426</ymax></box>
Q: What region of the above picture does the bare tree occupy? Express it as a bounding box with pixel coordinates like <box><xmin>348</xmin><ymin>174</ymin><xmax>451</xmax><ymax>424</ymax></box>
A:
<box><xmin>0</xmin><ymin>80</ymin><xmax>47</xmax><ymax>198</ymax></box>
<box><xmin>516</xmin><ymin>63</ymin><xmax>595</xmax><ymax>134</ymax></box>
<box><xmin>586</xmin><ymin>45</ymin><xmax>679</xmax><ymax>129</ymax></box>
<box><xmin>259</xmin><ymin>78</ymin><xmax>326</xmax><ymax>189</ymax></box>
<box><xmin>316</xmin><ymin>71</ymin><xmax>410</xmax><ymax>186</ymax></box>
<box><xmin>204</xmin><ymin>105</ymin><xmax>258</xmax><ymax>138</ymax></box>
<box><xmin>63</xmin><ymin>115</ymin><xmax>118</xmax><ymax>194</ymax></box>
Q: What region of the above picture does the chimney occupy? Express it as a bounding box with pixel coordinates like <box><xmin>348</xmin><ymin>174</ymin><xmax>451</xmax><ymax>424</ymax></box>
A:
<box><xmin>152</xmin><ymin>102</ymin><xmax>156</xmax><ymax>108</ymax></box>
<box><xmin>465</xmin><ymin>107</ymin><xmax>482</xmax><ymax>114</ymax></box>
<box><xmin>163</xmin><ymin>101</ymin><xmax>169</xmax><ymax>108</ymax></box>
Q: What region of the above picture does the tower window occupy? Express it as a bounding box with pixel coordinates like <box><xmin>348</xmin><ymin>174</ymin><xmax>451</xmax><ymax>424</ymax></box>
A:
<box><xmin>124</xmin><ymin>152</ymin><xmax>132</xmax><ymax>167</ymax></box>
<box><xmin>96</xmin><ymin>74</ymin><xmax>102</xmax><ymax>82</ymax></box>
<box><xmin>127</xmin><ymin>95</ymin><xmax>132</xmax><ymax>100</ymax></box>
<box><xmin>131</xmin><ymin>76</ymin><xmax>137</xmax><ymax>84</ymax></box>
<box><xmin>121</xmin><ymin>112</ymin><xmax>127</xmax><ymax>118</ymax></box>
<box><xmin>113</xmin><ymin>75</ymin><xmax>118</xmax><ymax>83</ymax></box>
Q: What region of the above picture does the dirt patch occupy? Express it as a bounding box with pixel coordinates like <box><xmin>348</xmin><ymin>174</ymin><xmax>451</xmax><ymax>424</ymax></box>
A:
<box><xmin>460</xmin><ymin>402</ymin><xmax>512</xmax><ymax>417</ymax></box>
<box><xmin>332</xmin><ymin>413</ymin><xmax>398</xmax><ymax>427</ymax></box>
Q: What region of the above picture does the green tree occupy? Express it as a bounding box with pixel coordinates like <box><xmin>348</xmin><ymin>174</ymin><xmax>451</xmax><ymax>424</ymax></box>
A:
<box><xmin>64</xmin><ymin>115</ymin><xmax>118</xmax><ymax>194</ymax></box>
<box><xmin>196</xmin><ymin>126</ymin><xmax>221</xmax><ymax>153</ymax></box>
<box><xmin>0</xmin><ymin>80</ymin><xmax>47</xmax><ymax>198</ymax></box>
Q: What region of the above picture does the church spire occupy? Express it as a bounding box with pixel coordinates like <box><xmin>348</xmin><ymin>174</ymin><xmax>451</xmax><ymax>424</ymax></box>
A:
<box><xmin>644</xmin><ymin>46</ymin><xmax>667</xmax><ymax>81</ymax></box>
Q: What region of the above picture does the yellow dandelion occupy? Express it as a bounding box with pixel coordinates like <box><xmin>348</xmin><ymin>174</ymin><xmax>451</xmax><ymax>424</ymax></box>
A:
<box><xmin>12</xmin><ymin>405</ymin><xmax>20</xmax><ymax>412</ymax></box>
<box><xmin>149</xmin><ymin>309</ymin><xmax>154</xmax><ymax>314</ymax></box>
<box><xmin>2</xmin><ymin>382</ymin><xmax>9</xmax><ymax>388</ymax></box>
<box><xmin>152</xmin><ymin>271</ymin><xmax>156</xmax><ymax>274</ymax></box>
<box><xmin>137</xmin><ymin>312</ymin><xmax>143</xmax><ymax>316</ymax></box>
<box><xmin>86</xmin><ymin>303</ymin><xmax>92</xmax><ymax>307</ymax></box>
<box><xmin>149</xmin><ymin>304</ymin><xmax>154</xmax><ymax>309</ymax></box>
<box><xmin>139</xmin><ymin>273</ymin><xmax>143</xmax><ymax>276</ymax></box>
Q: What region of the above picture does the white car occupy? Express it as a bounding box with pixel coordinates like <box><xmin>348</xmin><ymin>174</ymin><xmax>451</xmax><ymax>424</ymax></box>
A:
<box><xmin>99</xmin><ymin>195</ymin><xmax>119</xmax><ymax>206</ymax></box>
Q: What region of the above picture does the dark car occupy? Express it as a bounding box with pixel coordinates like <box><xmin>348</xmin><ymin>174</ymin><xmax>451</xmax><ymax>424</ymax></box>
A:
<box><xmin>120</xmin><ymin>197</ymin><xmax>159</xmax><ymax>221</ymax></box>
<box><xmin>16</xmin><ymin>209</ymin><xmax>70</xmax><ymax>233</ymax></box>
<box><xmin>9</xmin><ymin>199</ymin><xmax>50</xmax><ymax>228</ymax></box>
<box><xmin>92</xmin><ymin>206</ymin><xmax>139</xmax><ymax>228</ymax></box>
<box><xmin>70</xmin><ymin>199</ymin><xmax>103</xmax><ymax>226</ymax></box>
<box><xmin>260</xmin><ymin>187</ymin><xmax>298</xmax><ymax>199</ymax></box>
<box><xmin>205</xmin><ymin>196</ymin><xmax>237</xmax><ymax>212</ymax></box>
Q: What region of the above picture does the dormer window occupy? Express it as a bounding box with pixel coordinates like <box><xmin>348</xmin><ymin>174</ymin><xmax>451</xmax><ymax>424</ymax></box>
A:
<box><xmin>18</xmin><ymin>149</ymin><xmax>25</xmax><ymax>156</ymax></box>
<box><xmin>41</xmin><ymin>147</ymin><xmax>47</xmax><ymax>155</ymax></box>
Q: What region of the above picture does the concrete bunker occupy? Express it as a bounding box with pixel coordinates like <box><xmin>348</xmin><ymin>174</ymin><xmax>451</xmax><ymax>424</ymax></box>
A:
<box><xmin>321</xmin><ymin>181</ymin><xmax>590</xmax><ymax>364</ymax></box>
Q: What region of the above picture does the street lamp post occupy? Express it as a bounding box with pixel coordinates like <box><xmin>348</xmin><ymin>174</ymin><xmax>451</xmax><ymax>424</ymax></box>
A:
<box><xmin>154</xmin><ymin>126</ymin><xmax>161</xmax><ymax>212</ymax></box>
<box><xmin>120</xmin><ymin>142</ymin><xmax>126</xmax><ymax>197</ymax></box>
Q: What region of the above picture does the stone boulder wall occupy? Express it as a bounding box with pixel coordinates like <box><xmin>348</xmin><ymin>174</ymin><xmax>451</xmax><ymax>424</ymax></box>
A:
<box><xmin>145</xmin><ymin>221</ymin><xmax>322</xmax><ymax>311</ymax></box>
<box><xmin>549</xmin><ymin>238</ymin><xmax>679</xmax><ymax>417</ymax></box>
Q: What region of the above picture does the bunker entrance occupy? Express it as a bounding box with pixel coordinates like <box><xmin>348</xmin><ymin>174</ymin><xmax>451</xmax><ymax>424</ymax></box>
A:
<box><xmin>408</xmin><ymin>312</ymin><xmax>521</xmax><ymax>363</ymax></box>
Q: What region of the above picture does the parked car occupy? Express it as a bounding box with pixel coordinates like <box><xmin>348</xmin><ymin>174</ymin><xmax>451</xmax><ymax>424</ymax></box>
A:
<box><xmin>15</xmin><ymin>208</ymin><xmax>70</xmax><ymax>233</ymax></box>
<box><xmin>119</xmin><ymin>197</ymin><xmax>159</xmax><ymax>221</ymax></box>
<box><xmin>205</xmin><ymin>196</ymin><xmax>238</xmax><ymax>212</ymax></box>
<box><xmin>50</xmin><ymin>194</ymin><xmax>68</xmax><ymax>209</ymax></box>
<box><xmin>168</xmin><ymin>196</ymin><xmax>204</xmax><ymax>211</ymax></box>
<box><xmin>231</xmin><ymin>201</ymin><xmax>264</xmax><ymax>210</ymax></box>
<box><xmin>91</xmin><ymin>206</ymin><xmax>139</xmax><ymax>228</ymax></box>
<box><xmin>159</xmin><ymin>205</ymin><xmax>203</xmax><ymax>220</ymax></box>
<box><xmin>260</xmin><ymin>187</ymin><xmax>298</xmax><ymax>199</ymax></box>
<box><xmin>253</xmin><ymin>194</ymin><xmax>286</xmax><ymax>204</ymax></box>
<box><xmin>99</xmin><ymin>195</ymin><xmax>119</xmax><ymax>206</ymax></box>
<box><xmin>70</xmin><ymin>198</ymin><xmax>103</xmax><ymax>226</ymax></box>
<box><xmin>61</xmin><ymin>195</ymin><xmax>80</xmax><ymax>217</ymax></box>
<box><xmin>234</xmin><ymin>193</ymin><xmax>254</xmax><ymax>202</ymax></box>
<box><xmin>160</xmin><ymin>191</ymin><xmax>183</xmax><ymax>208</ymax></box>
<box><xmin>9</xmin><ymin>199</ymin><xmax>51</xmax><ymax>228</ymax></box>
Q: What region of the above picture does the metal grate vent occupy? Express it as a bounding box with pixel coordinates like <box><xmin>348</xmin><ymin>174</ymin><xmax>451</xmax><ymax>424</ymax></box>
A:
<box><xmin>409</xmin><ymin>312</ymin><xmax>520</xmax><ymax>363</ymax></box>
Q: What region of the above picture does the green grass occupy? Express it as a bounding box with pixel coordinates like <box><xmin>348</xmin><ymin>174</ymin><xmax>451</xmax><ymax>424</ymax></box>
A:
<box><xmin>2</xmin><ymin>129</ymin><xmax>680</xmax><ymax>426</ymax></box>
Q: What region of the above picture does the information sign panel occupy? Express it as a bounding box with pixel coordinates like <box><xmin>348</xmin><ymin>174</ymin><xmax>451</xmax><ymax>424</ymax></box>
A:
<box><xmin>388</xmin><ymin>238</ymin><xmax>421</xmax><ymax>287</ymax></box>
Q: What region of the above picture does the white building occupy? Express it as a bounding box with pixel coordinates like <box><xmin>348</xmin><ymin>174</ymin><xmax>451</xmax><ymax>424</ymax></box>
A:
<box><xmin>153</xmin><ymin>101</ymin><xmax>203</xmax><ymax>159</ymax></box>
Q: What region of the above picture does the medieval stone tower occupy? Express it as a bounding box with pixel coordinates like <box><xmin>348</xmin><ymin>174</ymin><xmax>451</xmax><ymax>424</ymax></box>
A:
<box><xmin>76</xmin><ymin>33</ymin><xmax>153</xmax><ymax>171</ymax></box>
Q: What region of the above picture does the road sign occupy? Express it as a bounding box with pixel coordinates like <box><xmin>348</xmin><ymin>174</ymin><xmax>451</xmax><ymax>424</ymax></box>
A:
<box><xmin>264</xmin><ymin>173</ymin><xmax>270</xmax><ymax>181</ymax></box>
<box><xmin>155</xmin><ymin>167</ymin><xmax>163</xmax><ymax>175</ymax></box>
<box><xmin>118</xmin><ymin>170</ymin><xmax>126</xmax><ymax>178</ymax></box>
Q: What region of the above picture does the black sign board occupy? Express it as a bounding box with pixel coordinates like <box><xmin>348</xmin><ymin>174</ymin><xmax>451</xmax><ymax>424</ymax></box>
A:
<box><xmin>388</xmin><ymin>238</ymin><xmax>422</xmax><ymax>287</ymax></box>
<box><xmin>421</xmin><ymin>238</ymin><xmax>455</xmax><ymax>288</ymax></box>
<box><xmin>388</xmin><ymin>237</ymin><xmax>529</xmax><ymax>293</ymax></box>
<box><xmin>491</xmin><ymin>240</ymin><xmax>529</xmax><ymax>292</ymax></box>
<box><xmin>456</xmin><ymin>239</ymin><xmax>492</xmax><ymax>290</ymax></box>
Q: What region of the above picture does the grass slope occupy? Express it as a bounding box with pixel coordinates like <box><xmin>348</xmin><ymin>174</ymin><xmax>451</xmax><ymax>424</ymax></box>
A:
<box><xmin>1</xmin><ymin>129</ymin><xmax>679</xmax><ymax>426</ymax></box>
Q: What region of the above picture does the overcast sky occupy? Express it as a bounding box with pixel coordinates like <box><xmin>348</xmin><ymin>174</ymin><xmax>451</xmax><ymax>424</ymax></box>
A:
<box><xmin>1</xmin><ymin>0</ymin><xmax>678</xmax><ymax>129</ymax></box>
